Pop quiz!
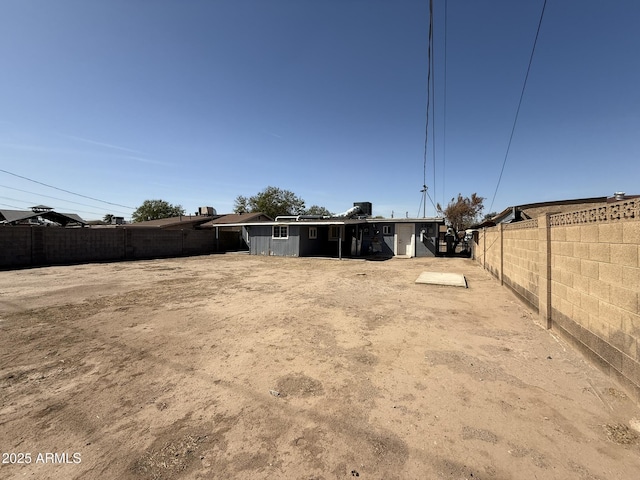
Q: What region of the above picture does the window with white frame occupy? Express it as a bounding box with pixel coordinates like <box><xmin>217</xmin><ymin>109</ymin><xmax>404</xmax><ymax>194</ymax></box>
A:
<box><xmin>309</xmin><ymin>227</ymin><xmax>317</xmax><ymax>239</ymax></box>
<box><xmin>272</xmin><ymin>225</ymin><xmax>288</xmax><ymax>239</ymax></box>
<box><xmin>382</xmin><ymin>225</ymin><xmax>391</xmax><ymax>235</ymax></box>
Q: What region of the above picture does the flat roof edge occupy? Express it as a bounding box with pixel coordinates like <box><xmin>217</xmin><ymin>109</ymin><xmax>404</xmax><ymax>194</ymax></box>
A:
<box><xmin>209</xmin><ymin>218</ymin><xmax>444</xmax><ymax>227</ymax></box>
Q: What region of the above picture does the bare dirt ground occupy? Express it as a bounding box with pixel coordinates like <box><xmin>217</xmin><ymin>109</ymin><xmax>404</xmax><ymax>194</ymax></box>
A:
<box><xmin>1</xmin><ymin>254</ymin><xmax>639</xmax><ymax>480</ymax></box>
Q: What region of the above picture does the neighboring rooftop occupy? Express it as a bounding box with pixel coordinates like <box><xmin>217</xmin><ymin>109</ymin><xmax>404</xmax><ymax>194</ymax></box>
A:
<box><xmin>125</xmin><ymin>213</ymin><xmax>218</xmax><ymax>229</ymax></box>
<box><xmin>199</xmin><ymin>212</ymin><xmax>273</xmax><ymax>227</ymax></box>
<box><xmin>0</xmin><ymin>208</ymin><xmax>86</xmax><ymax>226</ymax></box>
<box><xmin>474</xmin><ymin>193</ymin><xmax>639</xmax><ymax>228</ymax></box>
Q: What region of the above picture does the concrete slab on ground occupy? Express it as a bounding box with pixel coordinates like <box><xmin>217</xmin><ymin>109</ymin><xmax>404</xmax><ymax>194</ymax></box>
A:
<box><xmin>415</xmin><ymin>271</ymin><xmax>467</xmax><ymax>287</ymax></box>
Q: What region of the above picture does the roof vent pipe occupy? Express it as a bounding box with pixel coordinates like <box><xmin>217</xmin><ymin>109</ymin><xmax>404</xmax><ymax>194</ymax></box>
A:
<box><xmin>614</xmin><ymin>191</ymin><xmax>625</xmax><ymax>201</ymax></box>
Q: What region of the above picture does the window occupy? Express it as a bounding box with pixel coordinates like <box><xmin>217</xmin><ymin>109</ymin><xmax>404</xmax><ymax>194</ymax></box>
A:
<box><xmin>309</xmin><ymin>227</ymin><xmax>317</xmax><ymax>239</ymax></box>
<box><xmin>329</xmin><ymin>225</ymin><xmax>343</xmax><ymax>240</ymax></box>
<box><xmin>272</xmin><ymin>225</ymin><xmax>288</xmax><ymax>239</ymax></box>
<box><xmin>382</xmin><ymin>225</ymin><xmax>391</xmax><ymax>235</ymax></box>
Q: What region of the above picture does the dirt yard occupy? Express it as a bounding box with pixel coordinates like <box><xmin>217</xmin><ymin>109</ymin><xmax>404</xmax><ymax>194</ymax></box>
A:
<box><xmin>1</xmin><ymin>254</ymin><xmax>639</xmax><ymax>479</ymax></box>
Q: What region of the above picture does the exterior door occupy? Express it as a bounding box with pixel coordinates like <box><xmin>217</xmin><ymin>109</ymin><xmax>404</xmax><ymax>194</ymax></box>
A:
<box><xmin>395</xmin><ymin>224</ymin><xmax>414</xmax><ymax>257</ymax></box>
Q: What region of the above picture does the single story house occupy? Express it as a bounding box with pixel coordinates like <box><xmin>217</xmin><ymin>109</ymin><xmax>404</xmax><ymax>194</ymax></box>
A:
<box><xmin>213</xmin><ymin>215</ymin><xmax>445</xmax><ymax>258</ymax></box>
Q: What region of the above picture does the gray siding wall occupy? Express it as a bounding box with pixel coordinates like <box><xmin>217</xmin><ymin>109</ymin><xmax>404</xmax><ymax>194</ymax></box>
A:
<box><xmin>382</xmin><ymin>231</ymin><xmax>395</xmax><ymax>255</ymax></box>
<box><xmin>249</xmin><ymin>225</ymin><xmax>300</xmax><ymax>256</ymax></box>
<box><xmin>414</xmin><ymin>222</ymin><xmax>438</xmax><ymax>257</ymax></box>
<box><xmin>359</xmin><ymin>221</ymin><xmax>440</xmax><ymax>257</ymax></box>
<box><xmin>356</xmin><ymin>223</ymin><xmax>394</xmax><ymax>256</ymax></box>
<box><xmin>299</xmin><ymin>226</ymin><xmax>321</xmax><ymax>256</ymax></box>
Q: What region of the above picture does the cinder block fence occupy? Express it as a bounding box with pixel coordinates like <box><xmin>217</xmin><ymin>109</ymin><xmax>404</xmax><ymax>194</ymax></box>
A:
<box><xmin>474</xmin><ymin>199</ymin><xmax>640</xmax><ymax>402</ymax></box>
<box><xmin>0</xmin><ymin>227</ymin><xmax>244</xmax><ymax>268</ymax></box>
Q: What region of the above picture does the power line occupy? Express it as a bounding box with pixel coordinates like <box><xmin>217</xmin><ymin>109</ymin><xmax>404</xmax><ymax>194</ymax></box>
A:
<box><xmin>489</xmin><ymin>0</ymin><xmax>548</xmax><ymax>213</ymax></box>
<box><xmin>0</xmin><ymin>168</ymin><xmax>135</xmax><ymax>210</ymax></box>
<box><xmin>0</xmin><ymin>202</ymin><xmax>23</xmax><ymax>209</ymax></box>
<box><xmin>0</xmin><ymin>195</ymin><xmax>106</xmax><ymax>218</ymax></box>
<box><xmin>422</xmin><ymin>0</ymin><xmax>435</xmax><ymax>218</ymax></box>
<box><xmin>0</xmin><ymin>184</ymin><xmax>131</xmax><ymax>216</ymax></box>
<box><xmin>442</xmin><ymin>0</ymin><xmax>448</xmax><ymax>207</ymax></box>
<box><xmin>431</xmin><ymin>0</ymin><xmax>437</xmax><ymax>211</ymax></box>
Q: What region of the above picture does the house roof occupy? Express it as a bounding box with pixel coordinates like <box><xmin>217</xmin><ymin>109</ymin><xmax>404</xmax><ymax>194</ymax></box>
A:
<box><xmin>367</xmin><ymin>218</ymin><xmax>443</xmax><ymax>224</ymax></box>
<box><xmin>517</xmin><ymin>197</ymin><xmax>609</xmax><ymax>220</ymax></box>
<box><xmin>0</xmin><ymin>209</ymin><xmax>86</xmax><ymax>226</ymax></box>
<box><xmin>211</xmin><ymin>217</ymin><xmax>443</xmax><ymax>228</ymax></box>
<box><xmin>199</xmin><ymin>212</ymin><xmax>273</xmax><ymax>227</ymax></box>
<box><xmin>126</xmin><ymin>214</ymin><xmax>218</xmax><ymax>229</ymax></box>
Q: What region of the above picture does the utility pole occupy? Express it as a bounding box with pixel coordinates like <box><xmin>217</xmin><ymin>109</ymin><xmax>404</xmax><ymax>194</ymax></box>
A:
<box><xmin>420</xmin><ymin>185</ymin><xmax>428</xmax><ymax>218</ymax></box>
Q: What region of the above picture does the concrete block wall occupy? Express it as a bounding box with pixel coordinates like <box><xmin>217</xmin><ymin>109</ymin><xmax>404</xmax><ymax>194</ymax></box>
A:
<box><xmin>474</xmin><ymin>198</ymin><xmax>640</xmax><ymax>401</ymax></box>
<box><xmin>0</xmin><ymin>227</ymin><xmax>237</xmax><ymax>269</ymax></box>
<box><xmin>503</xmin><ymin>220</ymin><xmax>540</xmax><ymax>310</ymax></box>
<box><xmin>477</xmin><ymin>227</ymin><xmax>502</xmax><ymax>280</ymax></box>
<box><xmin>183</xmin><ymin>230</ymin><xmax>215</xmax><ymax>255</ymax></box>
<box><xmin>44</xmin><ymin>228</ymin><xmax>125</xmax><ymax>264</ymax></box>
<box><xmin>127</xmin><ymin>229</ymin><xmax>184</xmax><ymax>258</ymax></box>
<box><xmin>0</xmin><ymin>227</ymin><xmax>32</xmax><ymax>267</ymax></box>
<box><xmin>549</xmin><ymin>206</ymin><xmax>640</xmax><ymax>400</ymax></box>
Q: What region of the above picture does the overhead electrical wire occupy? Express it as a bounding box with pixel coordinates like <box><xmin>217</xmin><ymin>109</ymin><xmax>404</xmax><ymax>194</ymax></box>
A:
<box><xmin>442</xmin><ymin>0</ymin><xmax>448</xmax><ymax>207</ymax></box>
<box><xmin>489</xmin><ymin>0</ymin><xmax>548</xmax><ymax>213</ymax></box>
<box><xmin>0</xmin><ymin>195</ymin><xmax>106</xmax><ymax>218</ymax></box>
<box><xmin>430</xmin><ymin>3</ymin><xmax>437</xmax><ymax>210</ymax></box>
<box><xmin>0</xmin><ymin>202</ymin><xmax>23</xmax><ymax>209</ymax></box>
<box><xmin>420</xmin><ymin>0</ymin><xmax>437</xmax><ymax>218</ymax></box>
<box><xmin>0</xmin><ymin>184</ymin><xmax>131</xmax><ymax>216</ymax></box>
<box><xmin>0</xmin><ymin>168</ymin><xmax>135</xmax><ymax>210</ymax></box>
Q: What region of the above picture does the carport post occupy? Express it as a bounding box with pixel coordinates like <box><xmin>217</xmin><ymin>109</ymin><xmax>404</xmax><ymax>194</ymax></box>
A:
<box><xmin>338</xmin><ymin>226</ymin><xmax>342</xmax><ymax>260</ymax></box>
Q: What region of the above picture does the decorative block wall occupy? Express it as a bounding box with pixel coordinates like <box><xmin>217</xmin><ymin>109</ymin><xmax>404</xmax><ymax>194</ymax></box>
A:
<box><xmin>474</xmin><ymin>199</ymin><xmax>640</xmax><ymax>402</ymax></box>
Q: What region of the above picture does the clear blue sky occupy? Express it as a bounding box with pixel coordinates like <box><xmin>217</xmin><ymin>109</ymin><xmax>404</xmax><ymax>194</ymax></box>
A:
<box><xmin>1</xmin><ymin>0</ymin><xmax>639</xmax><ymax>221</ymax></box>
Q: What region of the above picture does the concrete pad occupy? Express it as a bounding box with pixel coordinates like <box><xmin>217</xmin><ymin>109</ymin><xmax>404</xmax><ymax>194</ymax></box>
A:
<box><xmin>415</xmin><ymin>271</ymin><xmax>467</xmax><ymax>288</ymax></box>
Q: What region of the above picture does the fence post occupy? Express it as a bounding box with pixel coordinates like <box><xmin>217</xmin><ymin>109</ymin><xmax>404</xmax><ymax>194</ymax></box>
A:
<box><xmin>483</xmin><ymin>228</ymin><xmax>486</xmax><ymax>269</ymax></box>
<box><xmin>538</xmin><ymin>214</ymin><xmax>552</xmax><ymax>329</ymax></box>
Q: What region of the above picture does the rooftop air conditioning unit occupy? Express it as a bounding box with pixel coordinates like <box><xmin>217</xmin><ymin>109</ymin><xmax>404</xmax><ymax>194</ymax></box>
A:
<box><xmin>353</xmin><ymin>202</ymin><xmax>372</xmax><ymax>216</ymax></box>
<box><xmin>199</xmin><ymin>206</ymin><xmax>217</xmax><ymax>216</ymax></box>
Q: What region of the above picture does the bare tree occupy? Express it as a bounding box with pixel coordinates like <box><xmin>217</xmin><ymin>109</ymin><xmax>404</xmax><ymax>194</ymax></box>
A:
<box><xmin>437</xmin><ymin>193</ymin><xmax>484</xmax><ymax>231</ymax></box>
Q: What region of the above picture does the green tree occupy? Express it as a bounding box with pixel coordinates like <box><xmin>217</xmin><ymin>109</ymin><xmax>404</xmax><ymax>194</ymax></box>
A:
<box><xmin>304</xmin><ymin>205</ymin><xmax>333</xmax><ymax>216</ymax></box>
<box><xmin>483</xmin><ymin>211</ymin><xmax>497</xmax><ymax>221</ymax></box>
<box><xmin>233</xmin><ymin>186</ymin><xmax>306</xmax><ymax>219</ymax></box>
<box><xmin>132</xmin><ymin>199</ymin><xmax>185</xmax><ymax>222</ymax></box>
<box><xmin>437</xmin><ymin>193</ymin><xmax>484</xmax><ymax>231</ymax></box>
<box><xmin>103</xmin><ymin>213</ymin><xmax>114</xmax><ymax>224</ymax></box>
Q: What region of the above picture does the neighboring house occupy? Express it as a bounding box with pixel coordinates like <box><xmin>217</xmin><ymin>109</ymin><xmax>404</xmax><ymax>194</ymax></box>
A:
<box><xmin>211</xmin><ymin>206</ymin><xmax>444</xmax><ymax>258</ymax></box>
<box><xmin>199</xmin><ymin>212</ymin><xmax>273</xmax><ymax>231</ymax></box>
<box><xmin>474</xmin><ymin>193</ymin><xmax>639</xmax><ymax>228</ymax></box>
<box><xmin>0</xmin><ymin>205</ymin><xmax>86</xmax><ymax>227</ymax></box>
<box><xmin>124</xmin><ymin>213</ymin><xmax>219</xmax><ymax>230</ymax></box>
